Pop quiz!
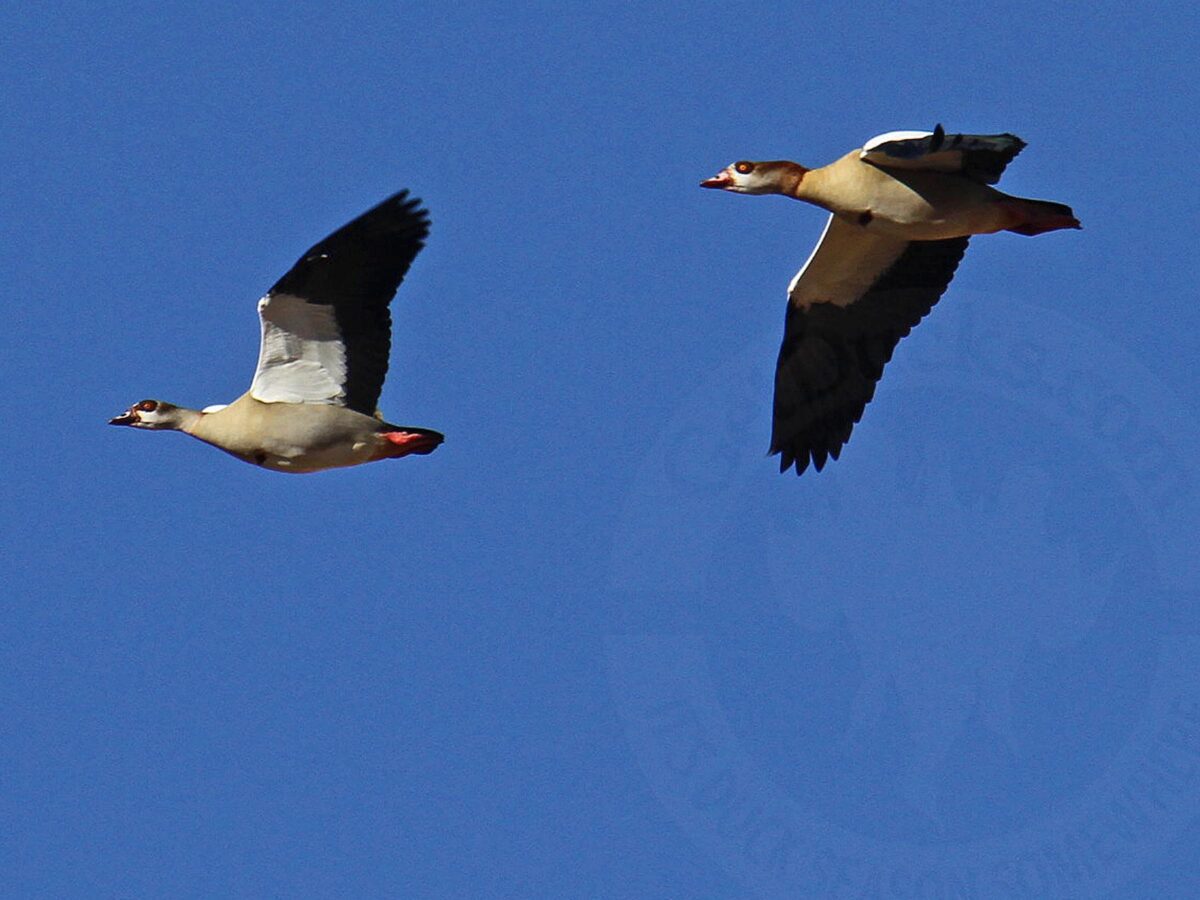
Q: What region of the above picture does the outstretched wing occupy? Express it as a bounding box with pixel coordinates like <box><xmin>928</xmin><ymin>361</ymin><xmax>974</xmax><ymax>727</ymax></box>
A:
<box><xmin>249</xmin><ymin>191</ymin><xmax>430</xmax><ymax>414</ymax></box>
<box><xmin>773</xmin><ymin>214</ymin><xmax>969</xmax><ymax>474</ymax></box>
<box><xmin>860</xmin><ymin>124</ymin><xmax>1026</xmax><ymax>184</ymax></box>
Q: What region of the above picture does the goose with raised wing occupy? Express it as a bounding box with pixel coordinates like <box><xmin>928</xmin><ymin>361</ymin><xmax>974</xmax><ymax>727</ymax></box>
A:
<box><xmin>110</xmin><ymin>191</ymin><xmax>443</xmax><ymax>473</ymax></box>
<box><xmin>701</xmin><ymin>125</ymin><xmax>1079</xmax><ymax>475</ymax></box>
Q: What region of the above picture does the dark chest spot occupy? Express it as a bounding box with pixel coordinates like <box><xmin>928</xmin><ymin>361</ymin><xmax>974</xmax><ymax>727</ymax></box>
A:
<box><xmin>857</xmin><ymin>210</ymin><xmax>873</xmax><ymax>227</ymax></box>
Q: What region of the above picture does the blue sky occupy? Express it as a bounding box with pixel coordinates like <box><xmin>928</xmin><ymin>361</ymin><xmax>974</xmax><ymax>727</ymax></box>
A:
<box><xmin>3</xmin><ymin>2</ymin><xmax>1199</xmax><ymax>896</ymax></box>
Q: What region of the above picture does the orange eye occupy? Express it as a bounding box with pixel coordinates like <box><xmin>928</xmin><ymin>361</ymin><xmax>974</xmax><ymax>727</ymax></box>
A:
<box><xmin>735</xmin><ymin>161</ymin><xmax>753</xmax><ymax>175</ymax></box>
<box><xmin>136</xmin><ymin>400</ymin><xmax>158</xmax><ymax>412</ymax></box>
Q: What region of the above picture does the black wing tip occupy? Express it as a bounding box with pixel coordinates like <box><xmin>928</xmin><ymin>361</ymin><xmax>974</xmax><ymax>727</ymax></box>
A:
<box><xmin>771</xmin><ymin>441</ymin><xmax>844</xmax><ymax>476</ymax></box>
<box><xmin>268</xmin><ymin>187</ymin><xmax>432</xmax><ymax>299</ymax></box>
<box><xmin>932</xmin><ymin>125</ymin><xmax>1026</xmax><ymax>148</ymax></box>
<box><xmin>1000</xmin><ymin>131</ymin><xmax>1028</xmax><ymax>149</ymax></box>
<box><xmin>376</xmin><ymin>189</ymin><xmax>431</xmax><ymax>234</ymax></box>
<box><xmin>773</xmin><ymin>448</ymin><xmax>809</xmax><ymax>476</ymax></box>
<box><xmin>998</xmin><ymin>133</ymin><xmax>1028</xmax><ymax>162</ymax></box>
<box><xmin>340</xmin><ymin>190</ymin><xmax>430</xmax><ymax>249</ymax></box>
<box><xmin>298</xmin><ymin>188</ymin><xmax>431</xmax><ymax>255</ymax></box>
<box><xmin>385</xmin><ymin>187</ymin><xmax>428</xmax><ymax>214</ymax></box>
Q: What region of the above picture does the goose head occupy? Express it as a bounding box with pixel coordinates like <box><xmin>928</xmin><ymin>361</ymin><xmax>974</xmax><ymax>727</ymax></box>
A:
<box><xmin>700</xmin><ymin>160</ymin><xmax>805</xmax><ymax>195</ymax></box>
<box><xmin>109</xmin><ymin>399</ymin><xmax>192</xmax><ymax>430</ymax></box>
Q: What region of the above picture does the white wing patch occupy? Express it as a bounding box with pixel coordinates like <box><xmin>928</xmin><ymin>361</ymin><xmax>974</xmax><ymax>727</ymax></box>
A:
<box><xmin>787</xmin><ymin>215</ymin><xmax>836</xmax><ymax>299</ymax></box>
<box><xmin>861</xmin><ymin>130</ymin><xmax>933</xmax><ymax>153</ymax></box>
<box><xmin>249</xmin><ymin>293</ymin><xmax>347</xmax><ymax>405</ymax></box>
<box><xmin>788</xmin><ymin>215</ymin><xmax>908</xmax><ymax>309</ymax></box>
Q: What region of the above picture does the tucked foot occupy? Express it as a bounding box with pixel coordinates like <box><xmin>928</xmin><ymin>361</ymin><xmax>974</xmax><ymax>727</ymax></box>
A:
<box><xmin>1002</xmin><ymin>198</ymin><xmax>1081</xmax><ymax>236</ymax></box>
<box><xmin>376</xmin><ymin>429</ymin><xmax>444</xmax><ymax>458</ymax></box>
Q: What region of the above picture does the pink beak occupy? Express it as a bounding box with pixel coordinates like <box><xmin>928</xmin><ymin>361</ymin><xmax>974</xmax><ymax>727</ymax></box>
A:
<box><xmin>700</xmin><ymin>169</ymin><xmax>732</xmax><ymax>189</ymax></box>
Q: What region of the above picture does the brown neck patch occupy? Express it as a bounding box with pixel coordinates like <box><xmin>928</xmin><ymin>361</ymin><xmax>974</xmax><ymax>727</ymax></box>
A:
<box><xmin>762</xmin><ymin>161</ymin><xmax>808</xmax><ymax>197</ymax></box>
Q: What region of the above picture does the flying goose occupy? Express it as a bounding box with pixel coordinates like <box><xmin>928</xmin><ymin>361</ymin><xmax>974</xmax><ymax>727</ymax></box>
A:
<box><xmin>701</xmin><ymin>125</ymin><xmax>1079</xmax><ymax>475</ymax></box>
<box><xmin>110</xmin><ymin>191</ymin><xmax>443</xmax><ymax>473</ymax></box>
